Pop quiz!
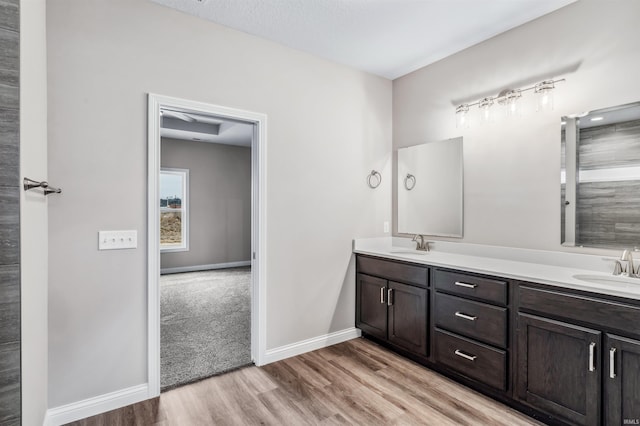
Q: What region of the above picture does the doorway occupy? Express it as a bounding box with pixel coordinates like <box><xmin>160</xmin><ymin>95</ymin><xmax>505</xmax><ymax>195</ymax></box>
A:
<box><xmin>147</xmin><ymin>94</ymin><xmax>267</xmax><ymax>397</ymax></box>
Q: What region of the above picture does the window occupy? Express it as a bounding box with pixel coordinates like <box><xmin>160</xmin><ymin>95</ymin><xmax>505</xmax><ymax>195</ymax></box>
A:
<box><xmin>160</xmin><ymin>168</ymin><xmax>189</xmax><ymax>252</ymax></box>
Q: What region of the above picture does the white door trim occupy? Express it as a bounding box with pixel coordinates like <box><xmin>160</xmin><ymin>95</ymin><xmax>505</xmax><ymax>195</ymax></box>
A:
<box><xmin>147</xmin><ymin>94</ymin><xmax>268</xmax><ymax>398</ymax></box>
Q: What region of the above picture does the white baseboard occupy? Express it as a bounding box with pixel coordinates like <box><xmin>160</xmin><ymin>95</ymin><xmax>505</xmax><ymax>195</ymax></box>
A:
<box><xmin>43</xmin><ymin>384</ymin><xmax>149</xmax><ymax>426</ymax></box>
<box><xmin>160</xmin><ymin>260</ymin><xmax>251</xmax><ymax>275</ymax></box>
<box><xmin>263</xmin><ymin>327</ymin><xmax>361</xmax><ymax>365</ymax></box>
<box><xmin>42</xmin><ymin>329</ymin><xmax>360</xmax><ymax>424</ymax></box>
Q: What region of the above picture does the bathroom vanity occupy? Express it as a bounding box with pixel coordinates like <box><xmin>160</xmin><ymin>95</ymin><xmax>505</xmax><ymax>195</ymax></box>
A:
<box><xmin>354</xmin><ymin>239</ymin><xmax>640</xmax><ymax>426</ymax></box>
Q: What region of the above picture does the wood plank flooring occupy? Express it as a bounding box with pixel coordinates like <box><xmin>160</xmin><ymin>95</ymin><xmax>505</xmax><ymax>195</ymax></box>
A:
<box><xmin>68</xmin><ymin>338</ymin><xmax>541</xmax><ymax>425</ymax></box>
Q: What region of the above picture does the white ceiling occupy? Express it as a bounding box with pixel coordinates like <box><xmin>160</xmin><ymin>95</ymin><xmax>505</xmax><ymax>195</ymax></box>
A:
<box><xmin>152</xmin><ymin>0</ymin><xmax>576</xmax><ymax>80</ymax></box>
<box><xmin>160</xmin><ymin>108</ymin><xmax>253</xmax><ymax>147</ymax></box>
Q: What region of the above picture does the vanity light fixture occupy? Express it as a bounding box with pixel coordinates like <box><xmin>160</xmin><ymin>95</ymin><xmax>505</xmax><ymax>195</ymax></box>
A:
<box><xmin>455</xmin><ymin>78</ymin><xmax>565</xmax><ymax>128</ymax></box>
<box><xmin>590</xmin><ymin>116</ymin><xmax>604</xmax><ymax>122</ymax></box>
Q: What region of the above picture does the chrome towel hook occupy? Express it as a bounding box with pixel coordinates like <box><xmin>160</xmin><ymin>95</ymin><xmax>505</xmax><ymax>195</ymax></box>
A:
<box><xmin>23</xmin><ymin>177</ymin><xmax>62</xmax><ymax>196</ymax></box>
<box><xmin>404</xmin><ymin>173</ymin><xmax>416</xmax><ymax>190</ymax></box>
<box><xmin>367</xmin><ymin>170</ymin><xmax>381</xmax><ymax>189</ymax></box>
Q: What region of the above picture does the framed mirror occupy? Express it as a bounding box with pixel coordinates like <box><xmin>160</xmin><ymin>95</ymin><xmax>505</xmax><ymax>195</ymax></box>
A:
<box><xmin>397</xmin><ymin>137</ymin><xmax>463</xmax><ymax>237</ymax></box>
<box><xmin>561</xmin><ymin>101</ymin><xmax>640</xmax><ymax>249</ymax></box>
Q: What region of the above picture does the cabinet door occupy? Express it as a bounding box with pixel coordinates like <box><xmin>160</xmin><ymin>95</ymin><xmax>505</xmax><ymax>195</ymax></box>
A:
<box><xmin>356</xmin><ymin>274</ymin><xmax>387</xmax><ymax>340</ymax></box>
<box><xmin>605</xmin><ymin>334</ymin><xmax>640</xmax><ymax>425</ymax></box>
<box><xmin>388</xmin><ymin>281</ymin><xmax>428</xmax><ymax>356</ymax></box>
<box><xmin>516</xmin><ymin>313</ymin><xmax>601</xmax><ymax>426</ymax></box>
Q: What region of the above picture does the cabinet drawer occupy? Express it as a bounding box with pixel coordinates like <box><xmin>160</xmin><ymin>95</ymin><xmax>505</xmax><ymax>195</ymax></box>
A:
<box><xmin>434</xmin><ymin>292</ymin><xmax>508</xmax><ymax>348</ymax></box>
<box><xmin>434</xmin><ymin>269</ymin><xmax>507</xmax><ymax>305</ymax></box>
<box><xmin>434</xmin><ymin>329</ymin><xmax>507</xmax><ymax>391</ymax></box>
<box><xmin>357</xmin><ymin>255</ymin><xmax>428</xmax><ymax>287</ymax></box>
<box><xmin>518</xmin><ymin>285</ymin><xmax>640</xmax><ymax>337</ymax></box>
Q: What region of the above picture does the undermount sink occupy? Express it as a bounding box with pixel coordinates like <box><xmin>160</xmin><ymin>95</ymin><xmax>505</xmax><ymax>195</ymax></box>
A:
<box><xmin>388</xmin><ymin>249</ymin><xmax>428</xmax><ymax>256</ymax></box>
<box><xmin>572</xmin><ymin>274</ymin><xmax>640</xmax><ymax>288</ymax></box>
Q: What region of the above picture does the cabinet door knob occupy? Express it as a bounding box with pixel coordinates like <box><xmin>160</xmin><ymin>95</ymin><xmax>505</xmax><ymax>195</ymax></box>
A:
<box><xmin>454</xmin><ymin>311</ymin><xmax>477</xmax><ymax>321</ymax></box>
<box><xmin>588</xmin><ymin>342</ymin><xmax>596</xmax><ymax>372</ymax></box>
<box><xmin>610</xmin><ymin>347</ymin><xmax>617</xmax><ymax>379</ymax></box>
<box><xmin>454</xmin><ymin>349</ymin><xmax>477</xmax><ymax>361</ymax></box>
<box><xmin>387</xmin><ymin>288</ymin><xmax>393</xmax><ymax>306</ymax></box>
<box><xmin>380</xmin><ymin>287</ymin><xmax>385</xmax><ymax>304</ymax></box>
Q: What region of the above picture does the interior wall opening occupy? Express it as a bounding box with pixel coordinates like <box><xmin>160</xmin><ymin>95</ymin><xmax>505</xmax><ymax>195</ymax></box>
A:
<box><xmin>148</xmin><ymin>95</ymin><xmax>266</xmax><ymax>395</ymax></box>
<box><xmin>158</xmin><ymin>108</ymin><xmax>254</xmax><ymax>390</ymax></box>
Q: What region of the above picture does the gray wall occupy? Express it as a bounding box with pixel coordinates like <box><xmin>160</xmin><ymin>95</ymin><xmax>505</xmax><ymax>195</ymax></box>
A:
<box><xmin>47</xmin><ymin>0</ymin><xmax>391</xmax><ymax>408</ymax></box>
<box><xmin>0</xmin><ymin>0</ymin><xmax>20</xmax><ymax>424</ymax></box>
<box><xmin>393</xmin><ymin>0</ymin><xmax>640</xmax><ymax>254</ymax></box>
<box><xmin>160</xmin><ymin>138</ymin><xmax>251</xmax><ymax>270</ymax></box>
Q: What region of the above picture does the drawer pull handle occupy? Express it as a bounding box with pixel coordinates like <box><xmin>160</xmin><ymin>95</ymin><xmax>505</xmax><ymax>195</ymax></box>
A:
<box><xmin>454</xmin><ymin>349</ymin><xmax>477</xmax><ymax>361</ymax></box>
<box><xmin>380</xmin><ymin>287</ymin><xmax>385</xmax><ymax>304</ymax></box>
<box><xmin>610</xmin><ymin>347</ymin><xmax>617</xmax><ymax>379</ymax></box>
<box><xmin>454</xmin><ymin>311</ymin><xmax>477</xmax><ymax>321</ymax></box>
<box><xmin>387</xmin><ymin>288</ymin><xmax>393</xmax><ymax>306</ymax></box>
<box><xmin>589</xmin><ymin>342</ymin><xmax>596</xmax><ymax>372</ymax></box>
<box><xmin>454</xmin><ymin>281</ymin><xmax>477</xmax><ymax>289</ymax></box>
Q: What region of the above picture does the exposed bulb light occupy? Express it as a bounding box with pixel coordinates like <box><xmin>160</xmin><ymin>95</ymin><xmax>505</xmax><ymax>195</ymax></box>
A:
<box><xmin>454</xmin><ymin>78</ymin><xmax>564</xmax><ymax>128</ymax></box>
<box><xmin>455</xmin><ymin>104</ymin><xmax>469</xmax><ymax>129</ymax></box>
<box><xmin>535</xmin><ymin>80</ymin><xmax>555</xmax><ymax>112</ymax></box>
<box><xmin>500</xmin><ymin>89</ymin><xmax>522</xmax><ymax>117</ymax></box>
<box><xmin>479</xmin><ymin>97</ymin><xmax>493</xmax><ymax>124</ymax></box>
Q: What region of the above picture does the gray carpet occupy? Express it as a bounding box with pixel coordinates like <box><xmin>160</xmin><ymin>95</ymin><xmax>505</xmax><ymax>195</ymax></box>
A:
<box><xmin>160</xmin><ymin>267</ymin><xmax>252</xmax><ymax>390</ymax></box>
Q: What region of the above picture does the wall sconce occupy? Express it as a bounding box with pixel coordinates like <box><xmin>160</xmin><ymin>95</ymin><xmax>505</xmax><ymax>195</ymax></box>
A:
<box><xmin>455</xmin><ymin>78</ymin><xmax>564</xmax><ymax>128</ymax></box>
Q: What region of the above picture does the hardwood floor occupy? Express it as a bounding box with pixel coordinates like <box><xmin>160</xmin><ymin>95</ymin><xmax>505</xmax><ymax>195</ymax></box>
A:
<box><xmin>68</xmin><ymin>338</ymin><xmax>541</xmax><ymax>425</ymax></box>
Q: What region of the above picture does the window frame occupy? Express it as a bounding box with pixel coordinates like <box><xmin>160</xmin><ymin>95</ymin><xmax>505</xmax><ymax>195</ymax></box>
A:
<box><xmin>160</xmin><ymin>167</ymin><xmax>189</xmax><ymax>252</ymax></box>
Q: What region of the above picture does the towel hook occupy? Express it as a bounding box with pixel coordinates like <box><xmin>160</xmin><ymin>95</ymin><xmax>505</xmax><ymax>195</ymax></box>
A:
<box><xmin>24</xmin><ymin>177</ymin><xmax>62</xmax><ymax>196</ymax></box>
<box><xmin>367</xmin><ymin>170</ymin><xmax>381</xmax><ymax>189</ymax></box>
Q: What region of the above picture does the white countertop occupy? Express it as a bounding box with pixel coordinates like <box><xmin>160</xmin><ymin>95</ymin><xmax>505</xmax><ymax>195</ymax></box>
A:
<box><xmin>353</xmin><ymin>238</ymin><xmax>640</xmax><ymax>301</ymax></box>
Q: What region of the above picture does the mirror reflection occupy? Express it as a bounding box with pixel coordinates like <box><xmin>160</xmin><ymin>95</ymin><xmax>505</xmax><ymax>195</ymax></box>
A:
<box><xmin>561</xmin><ymin>101</ymin><xmax>640</xmax><ymax>249</ymax></box>
<box><xmin>397</xmin><ymin>137</ymin><xmax>463</xmax><ymax>237</ymax></box>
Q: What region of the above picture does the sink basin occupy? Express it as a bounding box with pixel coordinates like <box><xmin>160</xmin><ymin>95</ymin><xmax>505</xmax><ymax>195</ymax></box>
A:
<box><xmin>388</xmin><ymin>249</ymin><xmax>428</xmax><ymax>256</ymax></box>
<box><xmin>572</xmin><ymin>274</ymin><xmax>640</xmax><ymax>288</ymax></box>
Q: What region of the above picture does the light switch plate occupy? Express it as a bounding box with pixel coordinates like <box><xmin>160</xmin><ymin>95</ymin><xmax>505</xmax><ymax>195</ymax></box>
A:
<box><xmin>384</xmin><ymin>221</ymin><xmax>390</xmax><ymax>233</ymax></box>
<box><xmin>99</xmin><ymin>230</ymin><xmax>137</xmax><ymax>250</ymax></box>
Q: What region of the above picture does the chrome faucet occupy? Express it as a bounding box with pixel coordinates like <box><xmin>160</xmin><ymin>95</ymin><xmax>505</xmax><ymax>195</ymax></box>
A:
<box><xmin>412</xmin><ymin>234</ymin><xmax>430</xmax><ymax>252</ymax></box>
<box><xmin>619</xmin><ymin>249</ymin><xmax>637</xmax><ymax>277</ymax></box>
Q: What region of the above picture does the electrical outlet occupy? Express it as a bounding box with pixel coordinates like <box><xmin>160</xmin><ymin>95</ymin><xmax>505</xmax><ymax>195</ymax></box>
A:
<box><xmin>384</xmin><ymin>221</ymin><xmax>390</xmax><ymax>233</ymax></box>
<box><xmin>99</xmin><ymin>230</ymin><xmax>137</xmax><ymax>250</ymax></box>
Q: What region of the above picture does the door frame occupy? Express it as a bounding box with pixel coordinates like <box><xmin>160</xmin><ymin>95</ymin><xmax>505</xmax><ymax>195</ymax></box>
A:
<box><xmin>147</xmin><ymin>93</ymin><xmax>268</xmax><ymax>397</ymax></box>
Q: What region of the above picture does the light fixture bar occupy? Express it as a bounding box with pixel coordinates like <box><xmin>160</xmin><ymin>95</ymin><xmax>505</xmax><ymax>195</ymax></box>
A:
<box><xmin>456</xmin><ymin>78</ymin><xmax>565</xmax><ymax>110</ymax></box>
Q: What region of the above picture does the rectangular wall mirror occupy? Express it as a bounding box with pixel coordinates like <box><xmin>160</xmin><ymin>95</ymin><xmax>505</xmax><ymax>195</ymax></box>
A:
<box><xmin>561</xmin><ymin>101</ymin><xmax>640</xmax><ymax>249</ymax></box>
<box><xmin>397</xmin><ymin>137</ymin><xmax>463</xmax><ymax>237</ymax></box>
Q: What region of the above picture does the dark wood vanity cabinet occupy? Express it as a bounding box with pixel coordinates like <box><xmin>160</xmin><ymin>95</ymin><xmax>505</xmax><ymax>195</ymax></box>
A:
<box><xmin>516</xmin><ymin>313</ymin><xmax>602</xmax><ymax>425</ymax></box>
<box><xmin>356</xmin><ymin>256</ymin><xmax>428</xmax><ymax>357</ymax></box>
<box><xmin>604</xmin><ymin>334</ymin><xmax>640</xmax><ymax>426</ymax></box>
<box><xmin>432</xmin><ymin>268</ymin><xmax>509</xmax><ymax>392</ymax></box>
<box><xmin>516</xmin><ymin>284</ymin><xmax>640</xmax><ymax>426</ymax></box>
<box><xmin>356</xmin><ymin>273</ymin><xmax>388</xmax><ymax>340</ymax></box>
<box><xmin>355</xmin><ymin>254</ymin><xmax>640</xmax><ymax>425</ymax></box>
